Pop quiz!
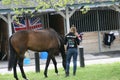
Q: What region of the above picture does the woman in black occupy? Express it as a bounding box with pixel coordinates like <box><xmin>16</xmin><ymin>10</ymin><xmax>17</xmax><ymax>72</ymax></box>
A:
<box><xmin>64</xmin><ymin>26</ymin><xmax>79</xmax><ymax>77</ymax></box>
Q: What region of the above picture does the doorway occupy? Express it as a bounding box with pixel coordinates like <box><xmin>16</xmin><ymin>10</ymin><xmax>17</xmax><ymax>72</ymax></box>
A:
<box><xmin>0</xmin><ymin>19</ymin><xmax>8</xmax><ymax>60</ymax></box>
<box><xmin>49</xmin><ymin>14</ymin><xmax>64</xmax><ymax>35</ymax></box>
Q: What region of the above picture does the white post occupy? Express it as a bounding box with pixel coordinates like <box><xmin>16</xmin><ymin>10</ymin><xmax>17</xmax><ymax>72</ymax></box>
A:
<box><xmin>97</xmin><ymin>10</ymin><xmax>102</xmax><ymax>52</ymax></box>
<box><xmin>7</xmin><ymin>13</ymin><xmax>12</xmax><ymax>37</ymax></box>
<box><xmin>66</xmin><ymin>7</ymin><xmax>70</xmax><ymax>33</ymax></box>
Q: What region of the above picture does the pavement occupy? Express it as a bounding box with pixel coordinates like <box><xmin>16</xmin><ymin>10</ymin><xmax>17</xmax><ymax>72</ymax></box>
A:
<box><xmin>0</xmin><ymin>50</ymin><xmax>120</xmax><ymax>74</ymax></box>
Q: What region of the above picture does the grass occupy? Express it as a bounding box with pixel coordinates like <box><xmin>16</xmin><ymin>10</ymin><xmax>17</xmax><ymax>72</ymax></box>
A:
<box><xmin>1</xmin><ymin>62</ymin><xmax>120</xmax><ymax>80</ymax></box>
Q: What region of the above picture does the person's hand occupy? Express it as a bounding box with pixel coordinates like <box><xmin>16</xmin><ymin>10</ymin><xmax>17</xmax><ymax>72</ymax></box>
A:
<box><xmin>75</xmin><ymin>32</ymin><xmax>79</xmax><ymax>36</ymax></box>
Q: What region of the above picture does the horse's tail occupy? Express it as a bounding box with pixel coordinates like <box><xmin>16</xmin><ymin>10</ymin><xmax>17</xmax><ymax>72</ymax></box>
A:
<box><xmin>8</xmin><ymin>36</ymin><xmax>16</xmax><ymax>71</ymax></box>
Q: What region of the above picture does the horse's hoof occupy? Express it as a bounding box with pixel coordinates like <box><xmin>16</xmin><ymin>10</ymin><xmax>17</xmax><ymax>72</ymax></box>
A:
<box><xmin>44</xmin><ymin>73</ymin><xmax>48</xmax><ymax>78</ymax></box>
<box><xmin>56</xmin><ymin>73</ymin><xmax>59</xmax><ymax>76</ymax></box>
<box><xmin>24</xmin><ymin>78</ymin><xmax>29</xmax><ymax>80</ymax></box>
<box><xmin>45</xmin><ymin>75</ymin><xmax>48</xmax><ymax>78</ymax></box>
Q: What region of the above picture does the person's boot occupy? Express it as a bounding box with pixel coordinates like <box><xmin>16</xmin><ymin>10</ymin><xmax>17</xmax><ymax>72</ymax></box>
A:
<box><xmin>73</xmin><ymin>71</ymin><xmax>76</xmax><ymax>76</ymax></box>
<box><xmin>65</xmin><ymin>72</ymin><xmax>69</xmax><ymax>77</ymax></box>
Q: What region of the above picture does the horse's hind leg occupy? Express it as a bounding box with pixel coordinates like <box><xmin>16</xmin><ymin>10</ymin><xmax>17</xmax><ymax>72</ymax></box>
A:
<box><xmin>18</xmin><ymin>57</ymin><xmax>28</xmax><ymax>80</ymax></box>
<box><xmin>13</xmin><ymin>57</ymin><xmax>19</xmax><ymax>80</ymax></box>
<box><xmin>51</xmin><ymin>56</ymin><xmax>58</xmax><ymax>75</ymax></box>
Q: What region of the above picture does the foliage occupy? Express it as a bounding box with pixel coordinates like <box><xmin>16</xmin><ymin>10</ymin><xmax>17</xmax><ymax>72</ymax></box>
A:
<box><xmin>1</xmin><ymin>0</ymin><xmax>117</xmax><ymax>20</ymax></box>
<box><xmin>1</xmin><ymin>0</ymin><xmax>93</xmax><ymax>16</ymax></box>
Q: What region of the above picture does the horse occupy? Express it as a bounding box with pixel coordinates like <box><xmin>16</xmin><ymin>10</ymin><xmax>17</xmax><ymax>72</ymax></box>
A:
<box><xmin>8</xmin><ymin>28</ymin><xmax>66</xmax><ymax>80</ymax></box>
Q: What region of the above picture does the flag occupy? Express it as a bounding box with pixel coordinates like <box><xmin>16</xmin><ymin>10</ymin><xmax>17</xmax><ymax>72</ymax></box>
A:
<box><xmin>28</xmin><ymin>16</ymin><xmax>42</xmax><ymax>30</ymax></box>
<box><xmin>12</xmin><ymin>16</ymin><xmax>43</xmax><ymax>32</ymax></box>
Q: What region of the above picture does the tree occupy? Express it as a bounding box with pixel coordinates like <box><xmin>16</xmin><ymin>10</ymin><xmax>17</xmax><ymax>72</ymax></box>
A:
<box><xmin>1</xmin><ymin>0</ymin><xmax>91</xmax><ymax>15</ymax></box>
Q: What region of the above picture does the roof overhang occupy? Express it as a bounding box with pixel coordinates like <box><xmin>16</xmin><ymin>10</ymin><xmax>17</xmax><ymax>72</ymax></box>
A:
<box><xmin>67</xmin><ymin>1</ymin><xmax>120</xmax><ymax>10</ymax></box>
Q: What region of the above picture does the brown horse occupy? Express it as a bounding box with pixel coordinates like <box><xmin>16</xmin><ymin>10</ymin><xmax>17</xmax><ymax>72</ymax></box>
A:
<box><xmin>8</xmin><ymin>28</ymin><xmax>66</xmax><ymax>80</ymax></box>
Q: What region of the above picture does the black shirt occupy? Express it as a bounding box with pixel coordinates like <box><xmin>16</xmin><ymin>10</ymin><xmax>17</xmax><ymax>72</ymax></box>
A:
<box><xmin>64</xmin><ymin>32</ymin><xmax>79</xmax><ymax>49</ymax></box>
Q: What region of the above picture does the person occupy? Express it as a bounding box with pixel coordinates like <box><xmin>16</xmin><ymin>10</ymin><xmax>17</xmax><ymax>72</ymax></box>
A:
<box><xmin>78</xmin><ymin>32</ymin><xmax>83</xmax><ymax>42</ymax></box>
<box><xmin>64</xmin><ymin>25</ymin><xmax>80</xmax><ymax>77</ymax></box>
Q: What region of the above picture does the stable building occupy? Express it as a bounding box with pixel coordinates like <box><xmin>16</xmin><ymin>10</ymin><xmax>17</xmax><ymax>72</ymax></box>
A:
<box><xmin>0</xmin><ymin>0</ymin><xmax>120</xmax><ymax>60</ymax></box>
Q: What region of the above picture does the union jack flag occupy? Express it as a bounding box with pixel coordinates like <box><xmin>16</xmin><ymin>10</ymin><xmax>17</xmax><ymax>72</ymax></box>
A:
<box><xmin>12</xmin><ymin>16</ymin><xmax>43</xmax><ymax>32</ymax></box>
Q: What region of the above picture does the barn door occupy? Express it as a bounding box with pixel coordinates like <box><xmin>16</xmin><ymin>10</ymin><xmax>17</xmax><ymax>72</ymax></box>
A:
<box><xmin>0</xmin><ymin>19</ymin><xmax>8</xmax><ymax>60</ymax></box>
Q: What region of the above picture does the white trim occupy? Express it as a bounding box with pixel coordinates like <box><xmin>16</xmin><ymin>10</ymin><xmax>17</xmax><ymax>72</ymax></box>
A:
<box><xmin>0</xmin><ymin>14</ymin><xmax>8</xmax><ymax>23</ymax></box>
<box><xmin>7</xmin><ymin>13</ymin><xmax>12</xmax><ymax>37</ymax></box>
<box><xmin>112</xmin><ymin>5</ymin><xmax>120</xmax><ymax>12</ymax></box>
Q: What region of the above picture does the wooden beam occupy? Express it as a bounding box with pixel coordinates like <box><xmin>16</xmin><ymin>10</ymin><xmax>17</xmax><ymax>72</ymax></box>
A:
<box><xmin>0</xmin><ymin>14</ymin><xmax>8</xmax><ymax>23</ymax></box>
<box><xmin>112</xmin><ymin>5</ymin><xmax>120</xmax><ymax>12</ymax></box>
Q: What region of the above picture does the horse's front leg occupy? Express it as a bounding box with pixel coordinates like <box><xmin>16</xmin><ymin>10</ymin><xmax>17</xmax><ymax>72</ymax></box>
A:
<box><xmin>18</xmin><ymin>58</ymin><xmax>28</xmax><ymax>80</ymax></box>
<box><xmin>51</xmin><ymin>57</ymin><xmax>58</xmax><ymax>75</ymax></box>
<box><xmin>44</xmin><ymin>55</ymin><xmax>51</xmax><ymax>78</ymax></box>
